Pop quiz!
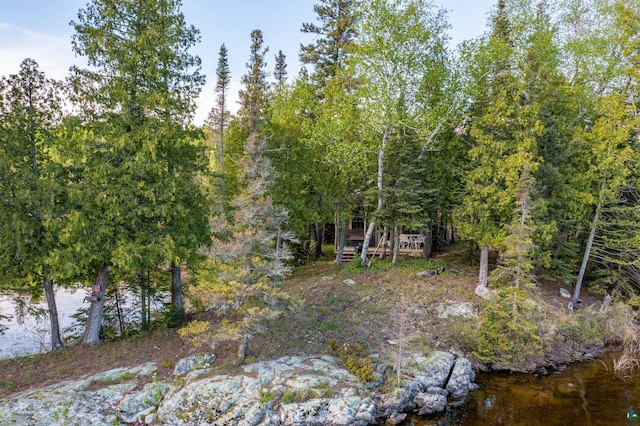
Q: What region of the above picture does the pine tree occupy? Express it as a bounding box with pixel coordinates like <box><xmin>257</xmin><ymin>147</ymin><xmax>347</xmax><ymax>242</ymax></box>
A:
<box><xmin>274</xmin><ymin>50</ymin><xmax>288</xmax><ymax>85</ymax></box>
<box><xmin>0</xmin><ymin>58</ymin><xmax>65</xmax><ymax>350</ymax></box>
<box><xmin>300</xmin><ymin>0</ymin><xmax>356</xmax><ymax>84</ymax></box>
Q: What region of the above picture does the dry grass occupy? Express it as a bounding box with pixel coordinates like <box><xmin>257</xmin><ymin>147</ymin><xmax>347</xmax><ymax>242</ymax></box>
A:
<box><xmin>0</xmin><ymin>327</ymin><xmax>201</xmax><ymax>398</ymax></box>
<box><xmin>1</xmin><ymin>242</ymin><xmax>621</xmax><ymax>398</ymax></box>
<box><xmin>613</xmin><ymin>316</ymin><xmax>640</xmax><ymax>379</ymax></box>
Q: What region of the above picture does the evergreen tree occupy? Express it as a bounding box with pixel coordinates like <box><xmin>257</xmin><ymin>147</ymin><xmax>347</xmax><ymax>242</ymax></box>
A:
<box><xmin>199</xmin><ymin>134</ymin><xmax>297</xmax><ymax>360</ymax></box>
<box><xmin>0</xmin><ymin>58</ymin><xmax>65</xmax><ymax>350</ymax></box>
<box><xmin>522</xmin><ymin>2</ymin><xmax>580</xmax><ymax>278</ymax></box>
<box><xmin>239</xmin><ymin>29</ymin><xmax>269</xmax><ymax>133</ymax></box>
<box><xmin>456</xmin><ymin>0</ymin><xmax>538</xmax><ymax>293</ymax></box>
<box><xmin>274</xmin><ymin>50</ymin><xmax>288</xmax><ymax>85</ymax></box>
<box><xmin>207</xmin><ymin>43</ymin><xmax>231</xmax><ymax>213</ymax></box>
<box><xmin>300</xmin><ymin>0</ymin><xmax>356</xmax><ymax>84</ymax></box>
<box><xmin>63</xmin><ymin>0</ymin><xmax>207</xmax><ymax>344</ymax></box>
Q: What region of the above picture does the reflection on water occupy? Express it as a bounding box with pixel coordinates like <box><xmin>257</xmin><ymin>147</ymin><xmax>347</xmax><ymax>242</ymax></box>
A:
<box><xmin>0</xmin><ymin>288</ymin><xmax>87</xmax><ymax>359</ymax></box>
<box><xmin>0</xmin><ymin>288</ymin><xmax>168</xmax><ymax>359</ymax></box>
<box><xmin>414</xmin><ymin>356</ymin><xmax>640</xmax><ymax>425</ymax></box>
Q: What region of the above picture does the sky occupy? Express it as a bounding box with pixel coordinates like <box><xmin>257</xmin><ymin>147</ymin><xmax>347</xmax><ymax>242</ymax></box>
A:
<box><xmin>0</xmin><ymin>0</ymin><xmax>495</xmax><ymax>124</ymax></box>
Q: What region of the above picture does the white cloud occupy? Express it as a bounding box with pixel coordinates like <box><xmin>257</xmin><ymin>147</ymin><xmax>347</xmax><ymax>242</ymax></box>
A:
<box><xmin>0</xmin><ymin>22</ymin><xmax>239</xmax><ymax>128</ymax></box>
<box><xmin>0</xmin><ymin>23</ymin><xmax>75</xmax><ymax>81</ymax></box>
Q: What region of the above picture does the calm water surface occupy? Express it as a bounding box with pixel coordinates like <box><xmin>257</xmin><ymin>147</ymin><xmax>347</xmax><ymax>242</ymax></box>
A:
<box><xmin>415</xmin><ymin>357</ymin><xmax>640</xmax><ymax>425</ymax></box>
<box><xmin>0</xmin><ymin>289</ymin><xmax>86</xmax><ymax>359</ymax></box>
<box><xmin>4</xmin><ymin>293</ymin><xmax>640</xmax><ymax>425</ymax></box>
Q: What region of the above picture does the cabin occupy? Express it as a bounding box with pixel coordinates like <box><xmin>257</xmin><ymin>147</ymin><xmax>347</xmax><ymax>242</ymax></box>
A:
<box><xmin>334</xmin><ymin>215</ymin><xmax>454</xmax><ymax>262</ymax></box>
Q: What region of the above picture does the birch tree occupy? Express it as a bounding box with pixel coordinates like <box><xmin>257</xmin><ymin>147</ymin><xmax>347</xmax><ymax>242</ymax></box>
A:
<box><xmin>352</xmin><ymin>0</ymin><xmax>450</xmax><ymax>266</ymax></box>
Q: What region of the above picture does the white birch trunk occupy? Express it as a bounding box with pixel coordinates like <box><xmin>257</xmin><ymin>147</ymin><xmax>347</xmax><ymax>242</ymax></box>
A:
<box><xmin>573</xmin><ymin>180</ymin><xmax>606</xmax><ymax>301</ymax></box>
<box><xmin>360</xmin><ymin>125</ymin><xmax>389</xmax><ymax>266</ymax></box>
<box><xmin>476</xmin><ymin>244</ymin><xmax>489</xmax><ymax>296</ymax></box>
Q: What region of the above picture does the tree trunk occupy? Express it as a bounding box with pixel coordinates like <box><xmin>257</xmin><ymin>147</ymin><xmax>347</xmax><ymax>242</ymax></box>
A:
<box><xmin>423</xmin><ymin>223</ymin><xmax>433</xmax><ymax>259</ymax></box>
<box><xmin>82</xmin><ymin>263</ymin><xmax>109</xmax><ymax>345</ymax></box>
<box><xmin>43</xmin><ymin>273</ymin><xmax>63</xmax><ymax>350</ymax></box>
<box><xmin>314</xmin><ymin>195</ymin><xmax>323</xmax><ymax>258</ymax></box>
<box><xmin>140</xmin><ymin>267</ymin><xmax>147</xmax><ymax>329</ymax></box>
<box><xmin>314</xmin><ymin>222</ymin><xmax>323</xmax><ymax>258</ymax></box>
<box><xmin>573</xmin><ymin>186</ymin><xmax>604</xmax><ymax>301</ymax></box>
<box><xmin>477</xmin><ymin>244</ymin><xmax>489</xmax><ymax>292</ymax></box>
<box><xmin>360</xmin><ymin>125</ymin><xmax>389</xmax><ymax>266</ymax></box>
<box><xmin>381</xmin><ymin>226</ymin><xmax>388</xmax><ymax>259</ymax></box>
<box><xmin>392</xmin><ymin>224</ymin><xmax>400</xmax><ymax>266</ymax></box>
<box><xmin>336</xmin><ymin>216</ymin><xmax>346</xmax><ymax>266</ymax></box>
<box><xmin>238</xmin><ymin>334</ymin><xmax>249</xmax><ymax>361</ymax></box>
<box><xmin>360</xmin><ymin>221</ymin><xmax>376</xmax><ymax>266</ymax></box>
<box><xmin>115</xmin><ymin>285</ymin><xmax>124</xmax><ymax>336</ymax></box>
<box><xmin>171</xmin><ymin>262</ymin><xmax>183</xmax><ymax>315</ymax></box>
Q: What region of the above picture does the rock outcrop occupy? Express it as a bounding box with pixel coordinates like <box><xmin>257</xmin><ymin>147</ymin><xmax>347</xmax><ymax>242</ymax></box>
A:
<box><xmin>376</xmin><ymin>351</ymin><xmax>478</xmax><ymax>423</ymax></box>
<box><xmin>0</xmin><ymin>351</ymin><xmax>477</xmax><ymax>425</ymax></box>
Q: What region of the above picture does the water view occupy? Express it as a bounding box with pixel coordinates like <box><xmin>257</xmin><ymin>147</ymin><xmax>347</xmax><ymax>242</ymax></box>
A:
<box><xmin>0</xmin><ymin>289</ymin><xmax>87</xmax><ymax>359</ymax></box>
<box><xmin>416</xmin><ymin>356</ymin><xmax>640</xmax><ymax>425</ymax></box>
<box><xmin>2</xmin><ymin>291</ymin><xmax>639</xmax><ymax>425</ymax></box>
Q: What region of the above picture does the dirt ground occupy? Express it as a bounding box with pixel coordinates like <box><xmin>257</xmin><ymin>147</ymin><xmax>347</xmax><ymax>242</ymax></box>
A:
<box><xmin>0</xmin><ymin>243</ymin><xmax>604</xmax><ymax>398</ymax></box>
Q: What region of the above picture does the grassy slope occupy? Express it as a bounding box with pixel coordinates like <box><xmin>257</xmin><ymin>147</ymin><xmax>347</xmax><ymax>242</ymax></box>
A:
<box><xmin>0</xmin><ymin>242</ymin><xmax>609</xmax><ymax>398</ymax></box>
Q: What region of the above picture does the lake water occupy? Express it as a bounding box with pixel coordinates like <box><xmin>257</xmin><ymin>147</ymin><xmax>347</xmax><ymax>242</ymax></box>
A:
<box><xmin>414</xmin><ymin>355</ymin><xmax>640</xmax><ymax>425</ymax></box>
<box><xmin>0</xmin><ymin>288</ymin><xmax>87</xmax><ymax>359</ymax></box>
<box><xmin>0</xmin><ymin>287</ymin><xmax>168</xmax><ymax>359</ymax></box>
<box><xmin>3</xmin><ymin>292</ymin><xmax>639</xmax><ymax>425</ymax></box>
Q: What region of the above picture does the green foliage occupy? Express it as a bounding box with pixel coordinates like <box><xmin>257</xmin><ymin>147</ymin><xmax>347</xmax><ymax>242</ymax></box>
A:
<box><xmin>0</xmin><ymin>380</ymin><xmax>15</xmax><ymax>392</ymax></box>
<box><xmin>300</xmin><ymin>0</ymin><xmax>356</xmax><ymax>84</ymax></box>
<box><xmin>281</xmin><ymin>390</ymin><xmax>296</xmax><ymax>404</ymax></box>
<box><xmin>474</xmin><ymin>289</ymin><xmax>543</xmax><ymax>369</ymax></box>
<box><xmin>326</xmin><ymin>339</ymin><xmax>375</xmax><ymax>382</ymax></box>
<box><xmin>91</xmin><ymin>372</ymin><xmax>135</xmax><ymax>386</ymax></box>
<box><xmin>260</xmin><ymin>389</ymin><xmax>277</xmax><ymax>404</ymax></box>
<box><xmin>55</xmin><ymin>0</ymin><xmax>209</xmax><ymax>344</ymax></box>
<box><xmin>239</xmin><ymin>29</ymin><xmax>269</xmax><ymax>132</ymax></box>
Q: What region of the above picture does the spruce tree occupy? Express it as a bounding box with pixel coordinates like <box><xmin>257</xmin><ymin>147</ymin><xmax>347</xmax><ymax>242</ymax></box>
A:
<box><xmin>274</xmin><ymin>50</ymin><xmax>288</xmax><ymax>85</ymax></box>
<box><xmin>207</xmin><ymin>43</ymin><xmax>231</xmax><ymax>212</ymax></box>
<box><xmin>200</xmin><ymin>134</ymin><xmax>297</xmax><ymax>360</ymax></box>
<box><xmin>239</xmin><ymin>29</ymin><xmax>269</xmax><ymax>133</ymax></box>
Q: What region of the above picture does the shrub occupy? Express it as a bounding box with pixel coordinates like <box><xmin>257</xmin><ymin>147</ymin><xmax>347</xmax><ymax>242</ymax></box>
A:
<box><xmin>474</xmin><ymin>289</ymin><xmax>543</xmax><ymax>370</ymax></box>
<box><xmin>326</xmin><ymin>339</ymin><xmax>375</xmax><ymax>382</ymax></box>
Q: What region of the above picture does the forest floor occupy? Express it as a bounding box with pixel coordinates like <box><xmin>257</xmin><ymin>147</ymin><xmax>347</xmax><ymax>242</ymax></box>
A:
<box><xmin>0</xmin><ymin>242</ymin><xmax>603</xmax><ymax>398</ymax></box>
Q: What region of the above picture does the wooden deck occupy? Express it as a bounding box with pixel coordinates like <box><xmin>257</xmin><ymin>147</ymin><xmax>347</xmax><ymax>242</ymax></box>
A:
<box><xmin>336</xmin><ymin>246</ymin><xmax>424</xmax><ymax>262</ymax></box>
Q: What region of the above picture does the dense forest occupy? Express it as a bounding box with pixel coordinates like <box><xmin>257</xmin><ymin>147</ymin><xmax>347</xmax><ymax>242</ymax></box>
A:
<box><xmin>0</xmin><ymin>0</ymin><xmax>639</xmax><ymax>360</ymax></box>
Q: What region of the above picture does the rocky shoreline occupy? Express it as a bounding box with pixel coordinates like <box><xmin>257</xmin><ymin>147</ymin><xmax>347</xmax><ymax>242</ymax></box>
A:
<box><xmin>0</xmin><ymin>350</ymin><xmax>477</xmax><ymax>425</ymax></box>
